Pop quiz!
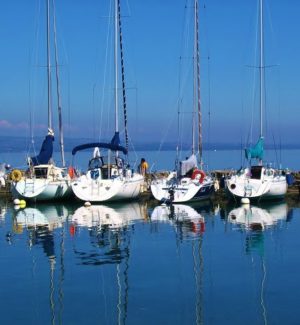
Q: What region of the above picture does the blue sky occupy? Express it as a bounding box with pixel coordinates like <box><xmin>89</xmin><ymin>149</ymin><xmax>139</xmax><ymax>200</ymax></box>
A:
<box><xmin>0</xmin><ymin>0</ymin><xmax>300</xmax><ymax>147</ymax></box>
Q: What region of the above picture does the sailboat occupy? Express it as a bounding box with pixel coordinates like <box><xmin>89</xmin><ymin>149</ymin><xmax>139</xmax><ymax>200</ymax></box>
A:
<box><xmin>70</xmin><ymin>0</ymin><xmax>144</xmax><ymax>203</ymax></box>
<box><xmin>11</xmin><ymin>0</ymin><xmax>71</xmax><ymax>202</ymax></box>
<box><xmin>150</xmin><ymin>0</ymin><xmax>214</xmax><ymax>203</ymax></box>
<box><xmin>226</xmin><ymin>0</ymin><xmax>287</xmax><ymax>201</ymax></box>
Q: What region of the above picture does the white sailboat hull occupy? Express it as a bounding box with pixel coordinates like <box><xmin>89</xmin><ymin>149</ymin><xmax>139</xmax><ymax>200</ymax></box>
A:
<box><xmin>12</xmin><ymin>179</ymin><xmax>72</xmax><ymax>201</ymax></box>
<box><xmin>11</xmin><ymin>164</ymin><xmax>72</xmax><ymax>202</ymax></box>
<box><xmin>226</xmin><ymin>167</ymin><xmax>287</xmax><ymax>201</ymax></box>
<box><xmin>71</xmin><ymin>174</ymin><xmax>144</xmax><ymax>202</ymax></box>
<box><xmin>151</xmin><ymin>174</ymin><xmax>214</xmax><ymax>203</ymax></box>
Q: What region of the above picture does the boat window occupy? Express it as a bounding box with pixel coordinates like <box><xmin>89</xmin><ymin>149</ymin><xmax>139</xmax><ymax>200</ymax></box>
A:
<box><xmin>250</xmin><ymin>166</ymin><xmax>262</xmax><ymax>179</ymax></box>
<box><xmin>88</xmin><ymin>157</ymin><xmax>103</xmax><ymax>170</ymax></box>
<box><xmin>116</xmin><ymin>157</ymin><xmax>124</xmax><ymax>168</ymax></box>
<box><xmin>101</xmin><ymin>167</ymin><xmax>111</xmax><ymax>179</ymax></box>
<box><xmin>34</xmin><ymin>167</ymin><xmax>48</xmax><ymax>178</ymax></box>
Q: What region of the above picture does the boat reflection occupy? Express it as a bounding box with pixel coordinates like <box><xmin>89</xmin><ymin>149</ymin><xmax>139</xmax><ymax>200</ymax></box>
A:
<box><xmin>151</xmin><ymin>204</ymin><xmax>205</xmax><ymax>239</ymax></box>
<box><xmin>228</xmin><ymin>202</ymin><xmax>288</xmax><ymax>231</ymax></box>
<box><xmin>12</xmin><ymin>203</ymin><xmax>69</xmax><ymax>324</ymax></box>
<box><xmin>69</xmin><ymin>202</ymin><xmax>149</xmax><ymax>266</ymax></box>
<box><xmin>70</xmin><ymin>202</ymin><xmax>148</xmax><ymax>230</ymax></box>
<box><xmin>151</xmin><ymin>203</ymin><xmax>206</xmax><ymax>323</ymax></box>
<box><xmin>226</xmin><ymin>202</ymin><xmax>290</xmax><ymax>324</ymax></box>
<box><xmin>13</xmin><ymin>204</ymin><xmax>68</xmax><ymax>234</ymax></box>
<box><xmin>0</xmin><ymin>200</ymin><xmax>7</xmax><ymax>224</ymax></box>
<box><xmin>69</xmin><ymin>201</ymin><xmax>149</xmax><ymax>324</ymax></box>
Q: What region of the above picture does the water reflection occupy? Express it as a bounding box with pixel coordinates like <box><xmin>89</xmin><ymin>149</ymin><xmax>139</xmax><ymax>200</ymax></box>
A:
<box><xmin>228</xmin><ymin>203</ymin><xmax>288</xmax><ymax>231</ymax></box>
<box><xmin>151</xmin><ymin>204</ymin><xmax>206</xmax><ymax>240</ymax></box>
<box><xmin>226</xmin><ymin>202</ymin><xmax>291</xmax><ymax>325</ymax></box>
<box><xmin>0</xmin><ymin>203</ymin><xmax>7</xmax><ymax>225</ymax></box>
<box><xmin>12</xmin><ymin>204</ymin><xmax>69</xmax><ymax>325</ymax></box>
<box><xmin>151</xmin><ymin>203</ymin><xmax>206</xmax><ymax>324</ymax></box>
<box><xmin>69</xmin><ymin>202</ymin><xmax>149</xmax><ymax>324</ymax></box>
<box><xmin>69</xmin><ymin>203</ymin><xmax>149</xmax><ymax>266</ymax></box>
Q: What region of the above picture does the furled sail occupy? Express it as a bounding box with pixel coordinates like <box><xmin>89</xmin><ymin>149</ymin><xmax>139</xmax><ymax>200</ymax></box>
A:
<box><xmin>180</xmin><ymin>154</ymin><xmax>198</xmax><ymax>176</ymax></box>
<box><xmin>30</xmin><ymin>132</ymin><xmax>54</xmax><ymax>166</ymax></box>
<box><xmin>245</xmin><ymin>137</ymin><xmax>264</xmax><ymax>160</ymax></box>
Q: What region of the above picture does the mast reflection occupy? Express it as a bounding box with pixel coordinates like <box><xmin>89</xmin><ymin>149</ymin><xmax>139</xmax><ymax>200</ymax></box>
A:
<box><xmin>12</xmin><ymin>204</ymin><xmax>69</xmax><ymax>325</ymax></box>
<box><xmin>151</xmin><ymin>203</ymin><xmax>206</xmax><ymax>324</ymax></box>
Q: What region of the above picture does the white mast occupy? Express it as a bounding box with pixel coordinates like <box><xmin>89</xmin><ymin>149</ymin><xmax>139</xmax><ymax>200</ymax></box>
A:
<box><xmin>195</xmin><ymin>0</ymin><xmax>202</xmax><ymax>165</ymax></box>
<box><xmin>259</xmin><ymin>0</ymin><xmax>264</xmax><ymax>138</ymax></box>
<box><xmin>192</xmin><ymin>0</ymin><xmax>197</xmax><ymax>155</ymax></box>
<box><xmin>52</xmin><ymin>0</ymin><xmax>65</xmax><ymax>166</ymax></box>
<box><xmin>47</xmin><ymin>0</ymin><xmax>52</xmax><ymax>130</ymax></box>
<box><xmin>114</xmin><ymin>0</ymin><xmax>119</xmax><ymax>133</ymax></box>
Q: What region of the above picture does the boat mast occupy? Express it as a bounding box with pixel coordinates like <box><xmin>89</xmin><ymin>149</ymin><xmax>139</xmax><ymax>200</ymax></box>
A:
<box><xmin>114</xmin><ymin>0</ymin><xmax>119</xmax><ymax>134</ymax></box>
<box><xmin>195</xmin><ymin>0</ymin><xmax>203</xmax><ymax>165</ymax></box>
<box><xmin>117</xmin><ymin>0</ymin><xmax>129</xmax><ymax>151</ymax></box>
<box><xmin>192</xmin><ymin>0</ymin><xmax>196</xmax><ymax>155</ymax></box>
<box><xmin>52</xmin><ymin>0</ymin><xmax>65</xmax><ymax>167</ymax></box>
<box><xmin>259</xmin><ymin>0</ymin><xmax>264</xmax><ymax>138</ymax></box>
<box><xmin>47</xmin><ymin>0</ymin><xmax>52</xmax><ymax>131</ymax></box>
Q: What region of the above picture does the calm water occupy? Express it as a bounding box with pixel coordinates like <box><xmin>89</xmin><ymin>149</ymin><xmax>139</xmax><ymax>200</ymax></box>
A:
<box><xmin>0</xmin><ymin>197</ymin><xmax>300</xmax><ymax>324</ymax></box>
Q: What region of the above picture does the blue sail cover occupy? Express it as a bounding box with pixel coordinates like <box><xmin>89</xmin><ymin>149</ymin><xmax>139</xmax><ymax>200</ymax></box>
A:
<box><xmin>30</xmin><ymin>134</ymin><xmax>54</xmax><ymax>166</ymax></box>
<box><xmin>245</xmin><ymin>137</ymin><xmax>264</xmax><ymax>160</ymax></box>
<box><xmin>110</xmin><ymin>131</ymin><xmax>120</xmax><ymax>146</ymax></box>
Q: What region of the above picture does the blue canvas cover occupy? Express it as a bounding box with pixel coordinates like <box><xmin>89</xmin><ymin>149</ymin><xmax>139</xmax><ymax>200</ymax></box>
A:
<box><xmin>110</xmin><ymin>131</ymin><xmax>120</xmax><ymax>146</ymax></box>
<box><xmin>245</xmin><ymin>137</ymin><xmax>264</xmax><ymax>161</ymax></box>
<box><xmin>30</xmin><ymin>134</ymin><xmax>54</xmax><ymax>166</ymax></box>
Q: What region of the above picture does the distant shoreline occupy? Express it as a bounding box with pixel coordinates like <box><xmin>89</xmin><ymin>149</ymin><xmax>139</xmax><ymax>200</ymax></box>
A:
<box><xmin>0</xmin><ymin>135</ymin><xmax>299</xmax><ymax>152</ymax></box>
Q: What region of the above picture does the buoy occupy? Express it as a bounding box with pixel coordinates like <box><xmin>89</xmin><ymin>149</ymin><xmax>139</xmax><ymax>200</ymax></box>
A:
<box><xmin>84</xmin><ymin>201</ymin><xmax>91</xmax><ymax>207</ymax></box>
<box><xmin>19</xmin><ymin>200</ymin><xmax>26</xmax><ymax>208</ymax></box>
<box><xmin>241</xmin><ymin>197</ymin><xmax>250</xmax><ymax>205</ymax></box>
<box><xmin>13</xmin><ymin>199</ymin><xmax>20</xmax><ymax>205</ymax></box>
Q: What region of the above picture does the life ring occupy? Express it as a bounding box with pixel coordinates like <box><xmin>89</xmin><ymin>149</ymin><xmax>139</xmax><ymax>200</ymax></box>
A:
<box><xmin>191</xmin><ymin>169</ymin><xmax>205</xmax><ymax>183</ymax></box>
<box><xmin>11</xmin><ymin>169</ymin><xmax>22</xmax><ymax>182</ymax></box>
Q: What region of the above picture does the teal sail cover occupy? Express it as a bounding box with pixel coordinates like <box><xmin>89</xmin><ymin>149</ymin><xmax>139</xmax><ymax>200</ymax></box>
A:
<box><xmin>245</xmin><ymin>137</ymin><xmax>264</xmax><ymax>160</ymax></box>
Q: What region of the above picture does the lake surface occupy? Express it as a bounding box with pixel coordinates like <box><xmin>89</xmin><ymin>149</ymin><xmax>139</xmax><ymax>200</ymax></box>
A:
<box><xmin>1</xmin><ymin>148</ymin><xmax>300</xmax><ymax>173</ymax></box>
<box><xmin>1</xmin><ymin>197</ymin><xmax>300</xmax><ymax>324</ymax></box>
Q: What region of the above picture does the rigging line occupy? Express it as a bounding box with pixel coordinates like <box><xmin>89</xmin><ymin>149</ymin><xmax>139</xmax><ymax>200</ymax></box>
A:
<box><xmin>28</xmin><ymin>0</ymin><xmax>43</xmax><ymax>157</ymax></box>
<box><xmin>127</xmin><ymin>134</ymin><xmax>139</xmax><ymax>168</ymax></box>
<box><xmin>118</xmin><ymin>0</ymin><xmax>129</xmax><ymax>151</ymax></box>
<box><xmin>272</xmin><ymin>133</ymin><xmax>279</xmax><ymax>168</ymax></box>
<box><xmin>52</xmin><ymin>0</ymin><xmax>65</xmax><ymax>167</ymax></box>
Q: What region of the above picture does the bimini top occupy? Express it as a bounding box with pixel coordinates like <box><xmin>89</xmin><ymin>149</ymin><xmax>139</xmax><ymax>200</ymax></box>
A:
<box><xmin>72</xmin><ymin>132</ymin><xmax>128</xmax><ymax>156</ymax></box>
<box><xmin>72</xmin><ymin>142</ymin><xmax>127</xmax><ymax>156</ymax></box>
